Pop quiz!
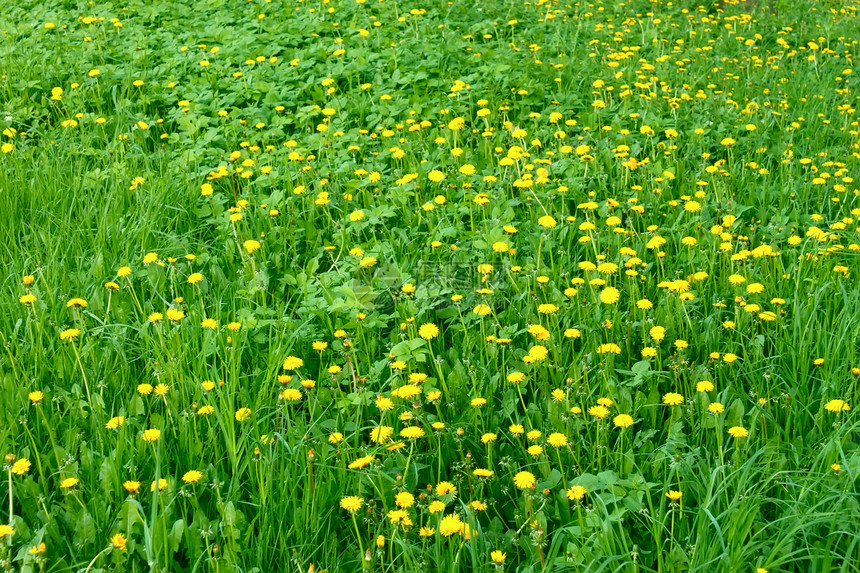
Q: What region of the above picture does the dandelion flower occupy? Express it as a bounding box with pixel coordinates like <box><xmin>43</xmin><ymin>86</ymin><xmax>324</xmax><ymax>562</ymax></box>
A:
<box><xmin>111</xmin><ymin>534</ymin><xmax>127</xmax><ymax>550</ymax></box>
<box><xmin>340</xmin><ymin>496</ymin><xmax>364</xmax><ymax>513</ymax></box>
<box><xmin>141</xmin><ymin>429</ymin><xmax>161</xmax><ymax>442</ymax></box>
<box><xmin>182</xmin><ymin>471</ymin><xmax>202</xmax><ymax>484</ymax></box>
<box><xmin>418</xmin><ymin>323</ymin><xmax>439</xmax><ymax>340</ymax></box>
<box><xmin>728</xmin><ymin>426</ymin><xmax>749</xmax><ymax>438</ymax></box>
<box><xmin>824</xmin><ymin>399</ymin><xmax>849</xmax><ymax>412</ymax></box>
<box><xmin>567</xmin><ymin>485</ymin><xmax>587</xmax><ymax>501</ymax></box>
<box><xmin>439</xmin><ymin>514</ymin><xmax>464</xmax><ymax>537</ymax></box>
<box><xmin>11</xmin><ymin>459</ymin><xmax>31</xmax><ymax>475</ymax></box>
<box><xmin>348</xmin><ymin>455</ymin><xmax>375</xmax><ymax>470</ymax></box>
<box><xmin>60</xmin><ymin>477</ymin><xmax>80</xmax><ymax>489</ymax></box>
<box><xmin>395</xmin><ymin>492</ymin><xmax>415</xmax><ymax>508</ymax></box>
<box><xmin>60</xmin><ymin>328</ymin><xmax>81</xmax><ymax>341</ymax></box>
<box><xmin>588</xmin><ymin>405</ymin><xmax>609</xmax><ymax>418</ymax></box>
<box><xmin>513</xmin><ymin>471</ymin><xmax>536</xmax><ymax>489</ymax></box>
<box><xmin>599</xmin><ymin>287</ymin><xmax>620</xmax><ymax>304</ymax></box>
<box><xmin>400</xmin><ymin>426</ymin><xmax>425</xmax><ymax>439</ymax></box>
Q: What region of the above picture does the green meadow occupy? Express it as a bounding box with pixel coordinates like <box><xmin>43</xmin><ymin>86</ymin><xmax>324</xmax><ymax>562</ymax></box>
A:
<box><xmin>1</xmin><ymin>0</ymin><xmax>859</xmax><ymax>571</ymax></box>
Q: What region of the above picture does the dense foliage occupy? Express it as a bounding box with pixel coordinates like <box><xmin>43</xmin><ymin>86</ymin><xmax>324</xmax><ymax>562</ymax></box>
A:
<box><xmin>1</xmin><ymin>0</ymin><xmax>859</xmax><ymax>571</ymax></box>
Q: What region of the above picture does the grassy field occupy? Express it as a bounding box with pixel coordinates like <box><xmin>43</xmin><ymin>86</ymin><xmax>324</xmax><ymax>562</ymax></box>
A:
<box><xmin>1</xmin><ymin>0</ymin><xmax>859</xmax><ymax>571</ymax></box>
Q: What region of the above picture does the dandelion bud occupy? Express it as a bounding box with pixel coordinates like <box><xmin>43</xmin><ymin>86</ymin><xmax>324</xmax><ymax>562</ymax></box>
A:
<box><xmin>23</xmin><ymin>275</ymin><xmax>34</xmax><ymax>286</ymax></box>
<box><xmin>376</xmin><ymin>535</ymin><xmax>385</xmax><ymax>548</ymax></box>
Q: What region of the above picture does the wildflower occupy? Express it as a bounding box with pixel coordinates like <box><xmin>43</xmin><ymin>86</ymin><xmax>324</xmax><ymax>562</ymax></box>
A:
<box><xmin>473</xmin><ymin>304</ymin><xmax>492</xmax><ymax>316</ymax></box>
<box><xmin>708</xmin><ymin>403</ymin><xmax>725</xmax><ymax>414</ymax></box>
<box><xmin>11</xmin><ymin>458</ymin><xmax>31</xmax><ymax>475</ymax></box>
<box><xmin>106</xmin><ymin>416</ymin><xmax>125</xmax><ymax>429</ymax></box>
<box><xmin>538</xmin><ymin>215</ymin><xmax>557</xmax><ymax>228</ymax></box>
<box><xmin>428</xmin><ymin>501</ymin><xmax>445</xmax><ymax>514</ymax></box>
<box><xmin>613</xmin><ymin>414</ymin><xmax>634</xmax><ymax>428</ymax></box>
<box><xmin>141</xmin><ymin>429</ymin><xmax>160</xmax><ymax>442</ymax></box>
<box><xmin>60</xmin><ymin>328</ymin><xmax>81</xmax><ymax>341</ymax></box>
<box><xmin>395</xmin><ymin>492</ymin><xmax>415</xmax><ymax>508</ymax></box>
<box><xmin>599</xmin><ymin>287</ymin><xmax>620</xmax><ymax>304</ymax></box>
<box><xmin>588</xmin><ymin>405</ymin><xmax>609</xmax><ymax>418</ymax></box>
<box><xmin>567</xmin><ymin>485</ymin><xmax>587</xmax><ymax>501</ymax></box>
<box><xmin>166</xmin><ymin>309</ymin><xmax>185</xmax><ymax>321</ymax></box>
<box><xmin>418</xmin><ymin>323</ymin><xmax>439</xmax><ymax>340</ymax></box>
<box><xmin>123</xmin><ymin>481</ymin><xmax>141</xmax><ymax>494</ymax></box>
<box><xmin>824</xmin><ymin>399</ymin><xmax>849</xmax><ymax>412</ymax></box>
<box><xmin>111</xmin><ymin>534</ymin><xmax>127</xmax><ymax>550</ymax></box>
<box><xmin>19</xmin><ymin>294</ymin><xmax>36</xmax><ymax>304</ymax></box>
<box><xmin>243</xmin><ymin>240</ymin><xmax>261</xmax><ymax>254</ymax></box>
<box><xmin>0</xmin><ymin>524</ymin><xmax>14</xmax><ymax>537</ymax></box>
<box><xmin>340</xmin><ymin>496</ymin><xmax>363</xmax><ymax>513</ymax></box>
<box><xmin>663</xmin><ymin>393</ymin><xmax>684</xmax><ymax>406</ymax></box>
<box><xmin>513</xmin><ymin>471</ymin><xmax>536</xmax><ymax>489</ymax></box>
<box><xmin>281</xmin><ymin>388</ymin><xmax>302</xmax><ymax>401</ymax></box>
<box><xmin>696</xmin><ymin>381</ymin><xmax>714</xmax><ymax>392</ymax></box>
<box><xmin>666</xmin><ymin>490</ymin><xmax>683</xmax><ymax>501</ymax></box>
<box><xmin>507</xmin><ymin>372</ymin><xmax>526</xmax><ymax>384</ymax></box>
<box><xmin>439</xmin><ymin>514</ymin><xmax>464</xmax><ymax>536</ymax></box>
<box><xmin>400</xmin><ymin>426</ymin><xmax>425</xmax><ymax>439</ymax></box>
<box><xmin>348</xmin><ymin>455</ymin><xmax>375</xmax><ymax>470</ymax></box>
<box><xmin>728</xmin><ymin>426</ymin><xmax>749</xmax><ymax>438</ymax></box>
<box><xmin>283</xmin><ymin>356</ymin><xmax>304</xmax><ymax>370</ymax></box>
<box><xmin>491</xmin><ymin>550</ymin><xmax>506</xmax><ymax>563</ymax></box>
<box><xmin>436</xmin><ymin>482</ymin><xmax>457</xmax><ymax>496</ymax></box>
<box><xmin>182</xmin><ymin>471</ymin><xmax>203</xmax><ymax>484</ymax></box>
<box><xmin>235</xmin><ymin>408</ymin><xmax>252</xmax><ymax>421</ymax></box>
<box><xmin>547</xmin><ymin>432</ymin><xmax>568</xmax><ymax>447</ymax></box>
<box><xmin>28</xmin><ymin>391</ymin><xmax>44</xmax><ymax>404</ymax></box>
<box><xmin>60</xmin><ymin>477</ymin><xmax>80</xmax><ymax>489</ymax></box>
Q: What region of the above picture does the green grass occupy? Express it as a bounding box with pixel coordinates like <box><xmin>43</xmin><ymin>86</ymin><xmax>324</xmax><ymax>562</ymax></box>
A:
<box><xmin>1</xmin><ymin>0</ymin><xmax>859</xmax><ymax>571</ymax></box>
